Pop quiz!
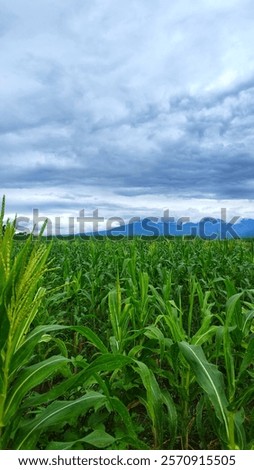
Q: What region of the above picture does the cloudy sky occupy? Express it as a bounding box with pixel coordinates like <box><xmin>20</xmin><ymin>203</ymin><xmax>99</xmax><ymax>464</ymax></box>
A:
<box><xmin>1</xmin><ymin>0</ymin><xmax>254</xmax><ymax>232</ymax></box>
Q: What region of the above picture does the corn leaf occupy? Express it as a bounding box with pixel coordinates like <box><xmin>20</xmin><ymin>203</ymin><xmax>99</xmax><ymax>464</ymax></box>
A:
<box><xmin>179</xmin><ymin>341</ymin><xmax>229</xmax><ymax>439</ymax></box>
<box><xmin>16</xmin><ymin>392</ymin><xmax>107</xmax><ymax>449</ymax></box>
<box><xmin>46</xmin><ymin>430</ymin><xmax>116</xmax><ymax>450</ymax></box>
<box><xmin>10</xmin><ymin>325</ymin><xmax>69</xmax><ymax>373</ymax></box>
<box><xmin>4</xmin><ymin>356</ymin><xmax>70</xmax><ymax>423</ymax></box>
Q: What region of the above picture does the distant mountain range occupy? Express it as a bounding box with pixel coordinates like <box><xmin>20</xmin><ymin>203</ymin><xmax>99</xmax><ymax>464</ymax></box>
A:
<box><xmin>84</xmin><ymin>217</ymin><xmax>254</xmax><ymax>239</ymax></box>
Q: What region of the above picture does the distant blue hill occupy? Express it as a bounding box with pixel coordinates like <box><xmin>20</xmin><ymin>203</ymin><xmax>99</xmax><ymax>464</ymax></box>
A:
<box><xmin>84</xmin><ymin>217</ymin><xmax>254</xmax><ymax>239</ymax></box>
<box><xmin>233</xmin><ymin>218</ymin><xmax>254</xmax><ymax>238</ymax></box>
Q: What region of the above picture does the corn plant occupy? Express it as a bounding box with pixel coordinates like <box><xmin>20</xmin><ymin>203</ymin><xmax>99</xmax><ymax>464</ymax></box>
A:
<box><xmin>0</xmin><ymin>197</ymin><xmax>68</xmax><ymax>447</ymax></box>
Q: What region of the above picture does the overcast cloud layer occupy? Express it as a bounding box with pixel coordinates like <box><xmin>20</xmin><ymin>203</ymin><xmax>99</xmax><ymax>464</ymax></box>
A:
<box><xmin>1</xmin><ymin>0</ymin><xmax>254</xmax><ymax>230</ymax></box>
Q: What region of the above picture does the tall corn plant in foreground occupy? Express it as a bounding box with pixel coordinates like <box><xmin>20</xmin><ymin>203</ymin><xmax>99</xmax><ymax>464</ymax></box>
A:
<box><xmin>0</xmin><ymin>198</ymin><xmax>72</xmax><ymax>449</ymax></box>
<box><xmin>0</xmin><ymin>197</ymin><xmax>52</xmax><ymax>443</ymax></box>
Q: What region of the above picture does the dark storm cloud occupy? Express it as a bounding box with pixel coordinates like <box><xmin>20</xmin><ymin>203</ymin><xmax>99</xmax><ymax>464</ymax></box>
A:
<box><xmin>2</xmin><ymin>80</ymin><xmax>254</xmax><ymax>200</ymax></box>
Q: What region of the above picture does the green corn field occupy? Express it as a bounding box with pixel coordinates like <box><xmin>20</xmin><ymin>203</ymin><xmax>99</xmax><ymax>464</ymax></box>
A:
<box><xmin>0</xmin><ymin>198</ymin><xmax>254</xmax><ymax>450</ymax></box>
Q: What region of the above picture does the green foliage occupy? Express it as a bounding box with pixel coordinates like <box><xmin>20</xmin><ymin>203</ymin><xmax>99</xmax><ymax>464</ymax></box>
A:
<box><xmin>1</xmin><ymin>201</ymin><xmax>254</xmax><ymax>449</ymax></box>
